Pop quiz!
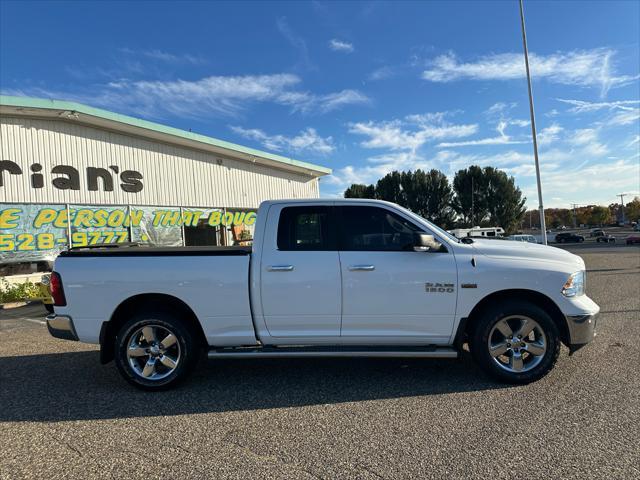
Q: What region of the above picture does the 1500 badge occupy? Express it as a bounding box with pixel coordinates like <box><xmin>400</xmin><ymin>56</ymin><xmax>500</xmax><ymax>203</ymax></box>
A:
<box><xmin>425</xmin><ymin>282</ymin><xmax>455</xmax><ymax>293</ymax></box>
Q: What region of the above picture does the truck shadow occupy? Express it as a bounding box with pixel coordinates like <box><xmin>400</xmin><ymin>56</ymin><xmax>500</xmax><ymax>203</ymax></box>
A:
<box><xmin>0</xmin><ymin>350</ymin><xmax>513</xmax><ymax>423</ymax></box>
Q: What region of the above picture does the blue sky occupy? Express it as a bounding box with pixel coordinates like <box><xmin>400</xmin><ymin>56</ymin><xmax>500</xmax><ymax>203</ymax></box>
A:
<box><xmin>1</xmin><ymin>0</ymin><xmax>639</xmax><ymax>208</ymax></box>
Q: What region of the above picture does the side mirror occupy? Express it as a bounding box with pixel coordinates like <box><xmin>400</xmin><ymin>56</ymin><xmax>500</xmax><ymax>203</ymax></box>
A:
<box><xmin>413</xmin><ymin>232</ymin><xmax>444</xmax><ymax>252</ymax></box>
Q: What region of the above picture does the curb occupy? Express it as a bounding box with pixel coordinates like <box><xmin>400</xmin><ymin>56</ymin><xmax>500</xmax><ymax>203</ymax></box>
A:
<box><xmin>0</xmin><ymin>300</ymin><xmax>44</xmax><ymax>311</ymax></box>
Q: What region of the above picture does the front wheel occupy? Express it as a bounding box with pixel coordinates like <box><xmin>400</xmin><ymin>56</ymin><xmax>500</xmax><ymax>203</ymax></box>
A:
<box><xmin>469</xmin><ymin>301</ymin><xmax>561</xmax><ymax>384</ymax></box>
<box><xmin>114</xmin><ymin>312</ymin><xmax>199</xmax><ymax>390</ymax></box>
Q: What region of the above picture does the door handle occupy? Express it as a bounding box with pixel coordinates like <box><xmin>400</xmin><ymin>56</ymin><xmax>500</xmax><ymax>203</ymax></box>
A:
<box><xmin>267</xmin><ymin>265</ymin><xmax>294</xmax><ymax>272</ymax></box>
<box><xmin>348</xmin><ymin>265</ymin><xmax>375</xmax><ymax>271</ymax></box>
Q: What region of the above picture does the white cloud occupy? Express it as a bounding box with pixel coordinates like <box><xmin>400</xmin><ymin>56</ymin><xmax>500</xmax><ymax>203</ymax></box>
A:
<box><xmin>6</xmin><ymin>73</ymin><xmax>370</xmax><ymax>118</ymax></box>
<box><xmin>230</xmin><ymin>126</ymin><xmax>335</xmax><ymax>155</ymax></box>
<box><xmin>537</xmin><ymin>124</ymin><xmax>563</xmax><ymax>146</ymax></box>
<box><xmin>368</xmin><ymin>66</ymin><xmax>396</xmax><ymax>81</ymax></box>
<box><xmin>628</xmin><ymin>135</ymin><xmax>640</xmax><ymax>148</ymax></box>
<box><xmin>349</xmin><ymin>114</ymin><xmax>477</xmax><ymax>152</ymax></box>
<box><xmin>568</xmin><ymin>128</ymin><xmax>608</xmax><ymax>156</ymax></box>
<box><xmin>319</xmin><ymin>89</ymin><xmax>370</xmax><ymax>112</ymax></box>
<box><xmin>556</xmin><ymin>98</ymin><xmax>640</xmax><ymax>128</ymax></box>
<box><xmin>277</xmin><ymin>17</ymin><xmax>314</xmax><ymax>70</ymax></box>
<box><xmin>325</xmin><ymin>151</ymin><xmax>430</xmax><ymax>189</ymax></box>
<box><xmin>524</xmin><ymin>159</ymin><xmax>640</xmax><ymax>207</ymax></box>
<box><xmin>119</xmin><ymin>47</ymin><xmax>206</xmax><ymax>65</ymax></box>
<box><xmin>437</xmin><ymin>120</ymin><xmax>527</xmax><ymax>148</ymax></box>
<box><xmin>556</xmin><ymin>98</ymin><xmax>640</xmax><ymax>113</ymax></box>
<box><xmin>609</xmin><ymin>108</ymin><xmax>640</xmax><ymax>126</ymax></box>
<box><xmin>485</xmin><ymin>102</ymin><xmax>517</xmax><ymax>116</ymax></box>
<box><xmin>569</xmin><ymin>128</ymin><xmax>598</xmax><ymax>146</ymax></box>
<box><xmin>329</xmin><ymin>39</ymin><xmax>354</xmax><ymax>53</ymax></box>
<box><xmin>422</xmin><ymin>49</ymin><xmax>639</xmax><ymax>97</ymax></box>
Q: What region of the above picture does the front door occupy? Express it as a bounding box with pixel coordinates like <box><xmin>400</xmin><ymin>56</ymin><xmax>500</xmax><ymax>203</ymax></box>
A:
<box><xmin>260</xmin><ymin>204</ymin><xmax>341</xmax><ymax>337</ymax></box>
<box><xmin>338</xmin><ymin>205</ymin><xmax>458</xmax><ymax>342</ymax></box>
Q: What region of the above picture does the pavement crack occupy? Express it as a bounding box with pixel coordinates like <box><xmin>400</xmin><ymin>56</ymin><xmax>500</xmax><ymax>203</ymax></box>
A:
<box><xmin>222</xmin><ymin>430</ymin><xmax>324</xmax><ymax>480</ymax></box>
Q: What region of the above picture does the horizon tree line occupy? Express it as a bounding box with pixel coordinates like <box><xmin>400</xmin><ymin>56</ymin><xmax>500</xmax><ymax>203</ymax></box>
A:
<box><xmin>344</xmin><ymin>165</ymin><xmax>527</xmax><ymax>234</ymax></box>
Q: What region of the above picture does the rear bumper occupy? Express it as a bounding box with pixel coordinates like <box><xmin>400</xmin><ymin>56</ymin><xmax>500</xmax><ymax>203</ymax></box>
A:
<box><xmin>46</xmin><ymin>314</ymin><xmax>78</xmax><ymax>341</ymax></box>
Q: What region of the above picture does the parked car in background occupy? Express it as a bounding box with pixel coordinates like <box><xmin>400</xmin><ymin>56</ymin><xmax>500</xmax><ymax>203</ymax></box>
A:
<box><xmin>595</xmin><ymin>231</ymin><xmax>616</xmax><ymax>243</ymax></box>
<box><xmin>555</xmin><ymin>232</ymin><xmax>585</xmax><ymax>244</ymax></box>
<box><xmin>625</xmin><ymin>234</ymin><xmax>640</xmax><ymax>245</ymax></box>
<box><xmin>590</xmin><ymin>229</ymin><xmax>604</xmax><ymax>237</ymax></box>
<box><xmin>509</xmin><ymin>234</ymin><xmax>538</xmax><ymax>243</ymax></box>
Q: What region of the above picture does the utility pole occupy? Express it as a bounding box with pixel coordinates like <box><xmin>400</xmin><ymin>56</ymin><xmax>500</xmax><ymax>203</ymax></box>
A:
<box><xmin>618</xmin><ymin>194</ymin><xmax>626</xmax><ymax>225</ymax></box>
<box><xmin>519</xmin><ymin>0</ymin><xmax>547</xmax><ymax>244</ymax></box>
<box><xmin>571</xmin><ymin>203</ymin><xmax>579</xmax><ymax>228</ymax></box>
<box><xmin>471</xmin><ymin>176</ymin><xmax>474</xmax><ymax>227</ymax></box>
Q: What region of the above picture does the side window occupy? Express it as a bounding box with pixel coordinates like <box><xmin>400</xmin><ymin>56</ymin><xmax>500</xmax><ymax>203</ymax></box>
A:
<box><xmin>339</xmin><ymin>206</ymin><xmax>420</xmax><ymax>251</ymax></box>
<box><xmin>277</xmin><ymin>206</ymin><xmax>333</xmax><ymax>251</ymax></box>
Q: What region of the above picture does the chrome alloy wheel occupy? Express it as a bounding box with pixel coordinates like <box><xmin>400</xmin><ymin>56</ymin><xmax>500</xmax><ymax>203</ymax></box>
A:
<box><xmin>126</xmin><ymin>325</ymin><xmax>181</xmax><ymax>381</ymax></box>
<box><xmin>487</xmin><ymin>315</ymin><xmax>547</xmax><ymax>373</ymax></box>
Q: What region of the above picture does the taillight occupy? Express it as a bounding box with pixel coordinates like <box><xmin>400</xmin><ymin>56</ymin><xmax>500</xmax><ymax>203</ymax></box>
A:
<box><xmin>50</xmin><ymin>272</ymin><xmax>67</xmax><ymax>306</ymax></box>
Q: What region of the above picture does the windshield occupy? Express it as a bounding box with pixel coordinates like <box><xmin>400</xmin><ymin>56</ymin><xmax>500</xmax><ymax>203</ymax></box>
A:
<box><xmin>392</xmin><ymin>204</ymin><xmax>461</xmax><ymax>244</ymax></box>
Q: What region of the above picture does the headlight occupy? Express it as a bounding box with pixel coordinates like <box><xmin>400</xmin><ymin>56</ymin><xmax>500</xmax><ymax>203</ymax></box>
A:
<box><xmin>40</xmin><ymin>274</ymin><xmax>51</xmax><ymax>286</ymax></box>
<box><xmin>562</xmin><ymin>271</ymin><xmax>585</xmax><ymax>297</ymax></box>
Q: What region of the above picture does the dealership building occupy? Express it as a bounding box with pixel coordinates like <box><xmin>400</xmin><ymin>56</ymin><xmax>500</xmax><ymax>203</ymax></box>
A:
<box><xmin>0</xmin><ymin>96</ymin><xmax>330</xmax><ymax>275</ymax></box>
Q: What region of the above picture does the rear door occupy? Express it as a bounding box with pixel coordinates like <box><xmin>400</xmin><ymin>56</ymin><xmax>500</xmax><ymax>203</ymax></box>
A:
<box><xmin>338</xmin><ymin>205</ymin><xmax>457</xmax><ymax>342</ymax></box>
<box><xmin>259</xmin><ymin>204</ymin><xmax>341</xmax><ymax>337</ymax></box>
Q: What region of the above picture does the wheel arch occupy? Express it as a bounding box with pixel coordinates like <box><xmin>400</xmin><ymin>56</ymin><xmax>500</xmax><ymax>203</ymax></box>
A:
<box><xmin>455</xmin><ymin>289</ymin><xmax>569</xmax><ymax>348</ymax></box>
<box><xmin>99</xmin><ymin>293</ymin><xmax>207</xmax><ymax>364</ymax></box>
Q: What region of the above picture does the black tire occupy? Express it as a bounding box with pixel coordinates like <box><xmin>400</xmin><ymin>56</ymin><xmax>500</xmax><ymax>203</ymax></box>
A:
<box><xmin>44</xmin><ymin>303</ymin><xmax>54</xmax><ymax>314</ymax></box>
<box><xmin>469</xmin><ymin>301</ymin><xmax>561</xmax><ymax>384</ymax></box>
<box><xmin>114</xmin><ymin>311</ymin><xmax>199</xmax><ymax>390</ymax></box>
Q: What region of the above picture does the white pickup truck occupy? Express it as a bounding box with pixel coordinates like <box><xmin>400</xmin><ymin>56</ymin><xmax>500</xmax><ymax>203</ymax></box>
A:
<box><xmin>47</xmin><ymin>199</ymin><xmax>599</xmax><ymax>390</ymax></box>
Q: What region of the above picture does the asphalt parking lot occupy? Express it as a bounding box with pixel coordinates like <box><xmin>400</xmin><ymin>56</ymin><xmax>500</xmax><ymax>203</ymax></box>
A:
<box><xmin>1</xmin><ymin>244</ymin><xmax>639</xmax><ymax>479</ymax></box>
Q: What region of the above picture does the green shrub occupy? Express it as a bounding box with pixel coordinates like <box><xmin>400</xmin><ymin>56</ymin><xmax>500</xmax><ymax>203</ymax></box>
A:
<box><xmin>0</xmin><ymin>278</ymin><xmax>41</xmax><ymax>304</ymax></box>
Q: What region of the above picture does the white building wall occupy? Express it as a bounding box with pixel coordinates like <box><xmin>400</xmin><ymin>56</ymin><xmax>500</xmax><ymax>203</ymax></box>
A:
<box><xmin>0</xmin><ymin>116</ymin><xmax>319</xmax><ymax>208</ymax></box>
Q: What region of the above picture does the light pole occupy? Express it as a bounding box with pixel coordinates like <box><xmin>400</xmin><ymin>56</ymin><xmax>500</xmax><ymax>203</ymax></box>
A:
<box><xmin>618</xmin><ymin>193</ymin><xmax>626</xmax><ymax>225</ymax></box>
<box><xmin>519</xmin><ymin>0</ymin><xmax>547</xmax><ymax>244</ymax></box>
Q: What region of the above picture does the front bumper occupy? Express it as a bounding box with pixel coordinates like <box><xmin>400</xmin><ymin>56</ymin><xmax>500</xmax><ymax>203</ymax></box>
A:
<box><xmin>46</xmin><ymin>314</ymin><xmax>78</xmax><ymax>341</ymax></box>
<box><xmin>566</xmin><ymin>313</ymin><xmax>597</xmax><ymax>353</ymax></box>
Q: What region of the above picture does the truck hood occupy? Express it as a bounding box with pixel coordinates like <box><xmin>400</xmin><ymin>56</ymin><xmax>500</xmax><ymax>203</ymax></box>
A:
<box><xmin>469</xmin><ymin>239</ymin><xmax>584</xmax><ymax>270</ymax></box>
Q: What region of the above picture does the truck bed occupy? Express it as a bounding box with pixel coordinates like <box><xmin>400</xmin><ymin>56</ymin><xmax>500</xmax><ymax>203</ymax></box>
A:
<box><xmin>59</xmin><ymin>245</ymin><xmax>252</xmax><ymax>257</ymax></box>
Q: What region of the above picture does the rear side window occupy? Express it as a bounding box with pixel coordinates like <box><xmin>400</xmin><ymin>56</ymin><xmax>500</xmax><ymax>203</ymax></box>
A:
<box><xmin>277</xmin><ymin>206</ymin><xmax>334</xmax><ymax>251</ymax></box>
<box><xmin>339</xmin><ymin>206</ymin><xmax>420</xmax><ymax>251</ymax></box>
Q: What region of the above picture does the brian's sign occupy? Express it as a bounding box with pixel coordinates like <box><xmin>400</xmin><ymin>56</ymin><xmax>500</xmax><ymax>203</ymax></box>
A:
<box><xmin>0</xmin><ymin>160</ymin><xmax>144</xmax><ymax>193</ymax></box>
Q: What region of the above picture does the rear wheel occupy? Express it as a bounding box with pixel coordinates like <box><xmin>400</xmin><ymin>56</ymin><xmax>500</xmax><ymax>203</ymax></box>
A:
<box><xmin>114</xmin><ymin>312</ymin><xmax>199</xmax><ymax>390</ymax></box>
<box><xmin>470</xmin><ymin>301</ymin><xmax>561</xmax><ymax>384</ymax></box>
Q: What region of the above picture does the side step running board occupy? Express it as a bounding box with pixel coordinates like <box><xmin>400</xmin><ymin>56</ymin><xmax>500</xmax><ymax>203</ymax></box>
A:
<box><xmin>207</xmin><ymin>346</ymin><xmax>458</xmax><ymax>359</ymax></box>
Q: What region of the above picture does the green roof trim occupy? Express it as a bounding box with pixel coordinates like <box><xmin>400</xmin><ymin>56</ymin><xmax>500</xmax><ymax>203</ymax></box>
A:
<box><xmin>0</xmin><ymin>95</ymin><xmax>332</xmax><ymax>175</ymax></box>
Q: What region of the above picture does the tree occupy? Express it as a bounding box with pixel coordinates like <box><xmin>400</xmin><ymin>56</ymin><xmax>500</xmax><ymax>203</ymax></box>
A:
<box><xmin>589</xmin><ymin>206</ymin><xmax>612</xmax><ymax>226</ymax></box>
<box><xmin>403</xmin><ymin>169</ymin><xmax>456</xmax><ymax>228</ymax></box>
<box><xmin>626</xmin><ymin>197</ymin><xmax>640</xmax><ymax>222</ymax></box>
<box><xmin>452</xmin><ymin>166</ymin><xmax>488</xmax><ymax>226</ymax></box>
<box><xmin>344</xmin><ymin>184</ymin><xmax>375</xmax><ymax>199</ymax></box>
<box><xmin>344</xmin><ymin>169</ymin><xmax>456</xmax><ymax>229</ymax></box>
<box><xmin>374</xmin><ymin>171</ymin><xmax>406</xmax><ymax>205</ymax></box>
<box><xmin>483</xmin><ymin>167</ymin><xmax>527</xmax><ymax>234</ymax></box>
